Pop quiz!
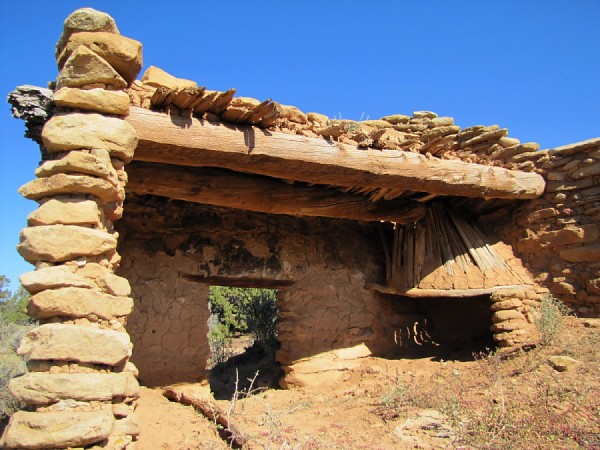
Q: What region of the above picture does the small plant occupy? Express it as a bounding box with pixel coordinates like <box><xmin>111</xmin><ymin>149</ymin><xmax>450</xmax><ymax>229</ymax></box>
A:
<box><xmin>534</xmin><ymin>294</ymin><xmax>572</xmax><ymax>345</ymax></box>
<box><xmin>0</xmin><ymin>276</ymin><xmax>35</xmax><ymax>420</ymax></box>
<box><xmin>0</xmin><ymin>351</ymin><xmax>27</xmax><ymax>418</ymax></box>
<box><xmin>207</xmin><ymin>316</ymin><xmax>233</xmax><ymax>367</ymax></box>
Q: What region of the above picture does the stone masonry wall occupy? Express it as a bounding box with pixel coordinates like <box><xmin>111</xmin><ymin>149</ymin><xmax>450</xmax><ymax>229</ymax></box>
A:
<box><xmin>497</xmin><ymin>138</ymin><xmax>600</xmax><ymax>316</ymax></box>
<box><xmin>116</xmin><ymin>195</ymin><xmax>432</xmax><ymax>388</ymax></box>
<box><xmin>2</xmin><ymin>8</ymin><xmax>143</xmax><ymax>450</ymax></box>
<box><xmin>118</xmin><ymin>246</ymin><xmax>211</xmax><ymax>387</ymax></box>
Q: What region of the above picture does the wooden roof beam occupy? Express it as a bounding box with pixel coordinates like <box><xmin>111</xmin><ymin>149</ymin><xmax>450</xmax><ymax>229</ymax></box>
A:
<box><xmin>126</xmin><ymin>107</ymin><xmax>546</xmax><ymax>200</ymax></box>
<box><xmin>126</xmin><ymin>161</ymin><xmax>426</xmax><ymax>223</ymax></box>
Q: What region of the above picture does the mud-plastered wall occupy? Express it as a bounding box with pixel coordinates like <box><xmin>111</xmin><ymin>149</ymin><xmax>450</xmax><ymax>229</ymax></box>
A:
<box><xmin>118</xmin><ymin>249</ymin><xmax>210</xmax><ymax>387</ymax></box>
<box><xmin>116</xmin><ymin>194</ymin><xmax>422</xmax><ymax>387</ymax></box>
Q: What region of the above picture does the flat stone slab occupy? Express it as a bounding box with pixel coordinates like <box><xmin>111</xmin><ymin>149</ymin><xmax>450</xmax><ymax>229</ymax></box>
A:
<box><xmin>20</xmin><ymin>265</ymin><xmax>94</xmax><ymax>294</ymax></box>
<box><xmin>10</xmin><ymin>371</ymin><xmax>139</xmax><ymax>404</ymax></box>
<box><xmin>18</xmin><ymin>323</ymin><xmax>131</xmax><ymax>366</ymax></box>
<box><xmin>19</xmin><ymin>173</ymin><xmax>122</xmax><ymax>204</ymax></box>
<box><xmin>28</xmin><ymin>286</ymin><xmax>133</xmax><ymax>320</ymax></box>
<box><xmin>17</xmin><ymin>225</ymin><xmax>117</xmax><ymax>263</ymax></box>
<box><xmin>0</xmin><ymin>410</ymin><xmax>113</xmax><ymax>449</ymax></box>
<box><xmin>54</xmin><ymin>87</ymin><xmax>130</xmax><ymax>115</ymax></box>
<box><xmin>27</xmin><ymin>198</ymin><xmax>100</xmax><ymax>227</ymax></box>
<box><xmin>42</xmin><ymin>113</ymin><xmax>138</xmax><ymax>162</ymax></box>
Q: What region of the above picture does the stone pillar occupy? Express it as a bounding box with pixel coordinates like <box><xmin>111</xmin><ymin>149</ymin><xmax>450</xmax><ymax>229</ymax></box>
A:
<box><xmin>1</xmin><ymin>8</ymin><xmax>142</xmax><ymax>449</ymax></box>
<box><xmin>490</xmin><ymin>288</ymin><xmax>541</xmax><ymax>349</ymax></box>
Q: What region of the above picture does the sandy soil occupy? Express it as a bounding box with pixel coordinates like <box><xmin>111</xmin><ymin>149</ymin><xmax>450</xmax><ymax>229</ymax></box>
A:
<box><xmin>134</xmin><ymin>317</ymin><xmax>599</xmax><ymax>450</ymax></box>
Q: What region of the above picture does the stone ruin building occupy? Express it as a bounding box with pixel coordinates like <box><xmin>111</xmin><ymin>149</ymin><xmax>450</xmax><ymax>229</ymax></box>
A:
<box><xmin>2</xmin><ymin>7</ymin><xmax>599</xmax><ymax>449</ymax></box>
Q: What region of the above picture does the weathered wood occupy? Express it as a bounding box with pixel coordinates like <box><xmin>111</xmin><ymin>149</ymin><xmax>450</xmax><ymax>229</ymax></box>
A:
<box><xmin>8</xmin><ymin>85</ymin><xmax>56</xmax><ymax>145</ymax></box>
<box><xmin>388</xmin><ymin>202</ymin><xmax>532</xmax><ymax>292</ymax></box>
<box><xmin>126</xmin><ymin>107</ymin><xmax>546</xmax><ymax>200</ymax></box>
<box><xmin>126</xmin><ymin>161</ymin><xmax>426</xmax><ymax>223</ymax></box>
<box><xmin>163</xmin><ymin>387</ymin><xmax>246</xmax><ymax>448</ymax></box>
<box><xmin>180</xmin><ymin>273</ymin><xmax>294</xmax><ymax>289</ymax></box>
<box><xmin>370</xmin><ymin>284</ymin><xmax>533</xmax><ymax>298</ymax></box>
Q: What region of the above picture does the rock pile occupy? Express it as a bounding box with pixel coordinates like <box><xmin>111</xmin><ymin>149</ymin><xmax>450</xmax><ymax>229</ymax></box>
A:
<box><xmin>2</xmin><ymin>8</ymin><xmax>142</xmax><ymax>449</ymax></box>
<box><xmin>489</xmin><ymin>288</ymin><xmax>539</xmax><ymax>348</ymax></box>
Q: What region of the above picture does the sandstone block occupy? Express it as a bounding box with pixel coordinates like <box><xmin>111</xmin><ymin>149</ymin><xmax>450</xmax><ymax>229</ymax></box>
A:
<box><xmin>58</xmin><ymin>32</ymin><xmax>142</xmax><ymax>84</ymax></box>
<box><xmin>54</xmin><ymin>87</ymin><xmax>130</xmax><ymax>115</ymax></box>
<box><xmin>28</xmin><ymin>198</ymin><xmax>100</xmax><ymax>226</ymax></box>
<box><xmin>9</xmin><ymin>372</ymin><xmax>139</xmax><ymax>404</ymax></box>
<box><xmin>35</xmin><ymin>151</ymin><xmax>117</xmax><ymax>182</ymax></box>
<box><xmin>572</xmin><ymin>161</ymin><xmax>600</xmax><ymax>179</ymax></box>
<box><xmin>19</xmin><ymin>265</ymin><xmax>94</xmax><ymax>294</ymax></box>
<box><xmin>491</xmin><ymin>319</ymin><xmax>528</xmax><ymax>333</ymax></box>
<box><xmin>56</xmin><ymin>45</ymin><xmax>127</xmax><ymax>89</ymax></box>
<box><xmin>28</xmin><ymin>287</ymin><xmax>133</xmax><ymax>320</ymax></box>
<box><xmin>0</xmin><ymin>410</ymin><xmax>113</xmax><ymax>449</ymax></box>
<box><xmin>380</xmin><ymin>114</ymin><xmax>410</xmax><ymax>124</ymax></box>
<box><xmin>490</xmin><ymin>298</ymin><xmax>522</xmax><ymax>311</ymax></box>
<box><xmin>413</xmin><ymin>111</ymin><xmax>438</xmax><ymax>119</ymax></box>
<box><xmin>585</xmin><ymin>278</ymin><xmax>600</xmax><ymax>294</ymax></box>
<box><xmin>499</xmin><ymin>136</ymin><xmax>520</xmax><ymax>147</ymax></box>
<box><xmin>19</xmin><ymin>173</ymin><xmax>122</xmax><ymax>203</ymax></box>
<box><xmin>549</xmin><ymin>281</ymin><xmax>577</xmax><ymax>296</ymax></box>
<box><xmin>430</xmin><ymin>117</ymin><xmax>454</xmax><ymax>127</ymax></box>
<box><xmin>560</xmin><ymin>244</ymin><xmax>600</xmax><ymax>262</ymax></box>
<box><xmin>114</xmin><ymin>415</ymin><xmax>141</xmax><ymax>436</ymax></box>
<box><xmin>140</xmin><ymin>65</ymin><xmax>197</xmax><ymax>91</ymax></box>
<box><xmin>56</xmin><ymin>7</ymin><xmax>119</xmax><ymax>58</ymax></box>
<box><xmin>307</xmin><ymin>112</ymin><xmax>329</xmax><ymax>127</ymax></box>
<box><xmin>492</xmin><ymin>309</ymin><xmax>525</xmax><ymax>323</ymax></box>
<box><xmin>18</xmin><ymin>323</ymin><xmax>131</xmax><ymax>365</ymax></box>
<box><xmin>279</xmin><ymin>105</ymin><xmax>309</xmax><ymax>124</ymax></box>
<box><xmin>77</xmin><ymin>263</ymin><xmax>131</xmax><ymax>296</ymax></box>
<box><xmin>548</xmin><ymin>355</ymin><xmax>582</xmax><ymax>372</ymax></box>
<box><xmin>538</xmin><ymin>225</ymin><xmax>600</xmax><ymax>247</ymax></box>
<box><xmin>41</xmin><ymin>113</ymin><xmax>138</xmax><ymax>162</ymax></box>
<box><xmin>17</xmin><ymin>225</ymin><xmax>117</xmax><ymax>263</ymax></box>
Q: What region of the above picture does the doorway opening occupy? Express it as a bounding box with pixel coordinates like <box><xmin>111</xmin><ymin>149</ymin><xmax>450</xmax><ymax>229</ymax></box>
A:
<box><xmin>381</xmin><ymin>294</ymin><xmax>495</xmax><ymax>362</ymax></box>
<box><xmin>415</xmin><ymin>295</ymin><xmax>496</xmax><ymax>359</ymax></box>
<box><xmin>207</xmin><ymin>286</ymin><xmax>282</xmax><ymax>400</ymax></box>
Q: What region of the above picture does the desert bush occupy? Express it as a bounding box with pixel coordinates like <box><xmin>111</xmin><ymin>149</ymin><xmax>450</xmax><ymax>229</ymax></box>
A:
<box><xmin>0</xmin><ymin>320</ymin><xmax>33</xmax><ymax>420</ymax></box>
<box><xmin>0</xmin><ymin>276</ymin><xmax>35</xmax><ymax>419</ymax></box>
<box><xmin>207</xmin><ymin>315</ymin><xmax>234</xmax><ymax>367</ymax></box>
<box><xmin>0</xmin><ymin>351</ymin><xmax>27</xmax><ymax>418</ymax></box>
<box><xmin>535</xmin><ymin>294</ymin><xmax>572</xmax><ymax>345</ymax></box>
<box><xmin>238</xmin><ymin>289</ymin><xmax>278</xmax><ymax>355</ymax></box>
<box><xmin>208</xmin><ymin>287</ymin><xmax>278</xmax><ymax>355</ymax></box>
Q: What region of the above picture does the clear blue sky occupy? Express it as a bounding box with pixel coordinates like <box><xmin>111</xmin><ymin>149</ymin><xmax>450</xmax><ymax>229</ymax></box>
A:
<box><xmin>1</xmin><ymin>1</ymin><xmax>599</xmax><ymax>290</ymax></box>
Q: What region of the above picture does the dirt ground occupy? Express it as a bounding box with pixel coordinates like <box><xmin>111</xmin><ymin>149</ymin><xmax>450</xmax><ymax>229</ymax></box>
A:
<box><xmin>134</xmin><ymin>317</ymin><xmax>599</xmax><ymax>450</ymax></box>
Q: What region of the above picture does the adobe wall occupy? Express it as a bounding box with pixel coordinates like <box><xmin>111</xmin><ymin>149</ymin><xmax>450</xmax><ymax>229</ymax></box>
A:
<box><xmin>116</xmin><ymin>194</ymin><xmax>497</xmax><ymax>387</ymax></box>
<box><xmin>494</xmin><ymin>139</ymin><xmax>600</xmax><ymax>316</ymax></box>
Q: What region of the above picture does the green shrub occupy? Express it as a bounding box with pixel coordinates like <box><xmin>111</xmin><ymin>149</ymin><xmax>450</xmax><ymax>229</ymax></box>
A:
<box><xmin>0</xmin><ymin>351</ymin><xmax>27</xmax><ymax>418</ymax></box>
<box><xmin>238</xmin><ymin>289</ymin><xmax>278</xmax><ymax>355</ymax></box>
<box><xmin>0</xmin><ymin>276</ymin><xmax>35</xmax><ymax>419</ymax></box>
<box><xmin>207</xmin><ymin>315</ymin><xmax>233</xmax><ymax>367</ymax></box>
<box><xmin>535</xmin><ymin>294</ymin><xmax>572</xmax><ymax>345</ymax></box>
<box><xmin>208</xmin><ymin>286</ymin><xmax>279</xmax><ymax>359</ymax></box>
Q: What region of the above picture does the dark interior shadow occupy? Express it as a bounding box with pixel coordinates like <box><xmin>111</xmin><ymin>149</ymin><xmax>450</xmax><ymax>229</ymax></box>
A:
<box><xmin>208</xmin><ymin>342</ymin><xmax>283</xmax><ymax>401</ymax></box>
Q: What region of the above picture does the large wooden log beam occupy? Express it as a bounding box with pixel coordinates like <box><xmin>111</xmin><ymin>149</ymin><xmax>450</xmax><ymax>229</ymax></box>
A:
<box><xmin>126</xmin><ymin>161</ymin><xmax>426</xmax><ymax>223</ymax></box>
<box><xmin>126</xmin><ymin>107</ymin><xmax>546</xmax><ymax>200</ymax></box>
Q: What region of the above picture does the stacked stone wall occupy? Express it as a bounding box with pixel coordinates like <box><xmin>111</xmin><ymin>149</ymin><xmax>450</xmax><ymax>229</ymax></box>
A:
<box><xmin>2</xmin><ymin>8</ymin><xmax>143</xmax><ymax>449</ymax></box>
<box><xmin>496</xmin><ymin>138</ymin><xmax>600</xmax><ymax>316</ymax></box>
<box><xmin>117</xmin><ymin>195</ymin><xmax>436</xmax><ymax>387</ymax></box>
